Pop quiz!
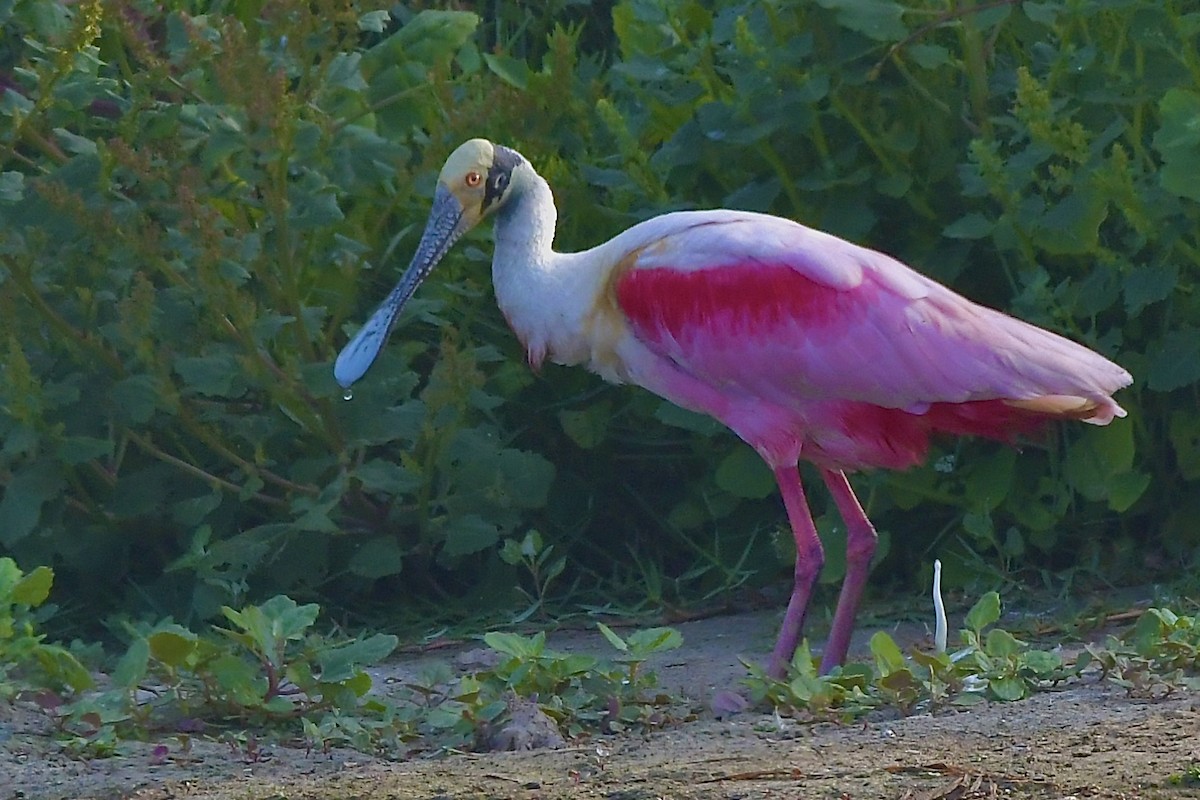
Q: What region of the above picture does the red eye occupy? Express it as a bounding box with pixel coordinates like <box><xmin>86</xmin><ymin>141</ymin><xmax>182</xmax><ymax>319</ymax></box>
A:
<box><xmin>465</xmin><ymin>171</ymin><xmax>482</xmax><ymax>187</ymax></box>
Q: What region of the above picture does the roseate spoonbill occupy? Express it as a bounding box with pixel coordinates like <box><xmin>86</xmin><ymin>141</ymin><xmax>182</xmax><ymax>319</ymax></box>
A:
<box><xmin>335</xmin><ymin>139</ymin><xmax>1131</xmax><ymax>678</ymax></box>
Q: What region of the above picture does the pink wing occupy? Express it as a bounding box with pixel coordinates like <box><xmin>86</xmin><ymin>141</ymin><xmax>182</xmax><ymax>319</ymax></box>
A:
<box><xmin>613</xmin><ymin>213</ymin><xmax>1130</xmax><ymax>449</ymax></box>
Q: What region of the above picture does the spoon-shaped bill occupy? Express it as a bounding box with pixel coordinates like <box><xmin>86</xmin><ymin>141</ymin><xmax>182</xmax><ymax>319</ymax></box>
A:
<box><xmin>334</xmin><ymin>185</ymin><xmax>469</xmax><ymax>389</ymax></box>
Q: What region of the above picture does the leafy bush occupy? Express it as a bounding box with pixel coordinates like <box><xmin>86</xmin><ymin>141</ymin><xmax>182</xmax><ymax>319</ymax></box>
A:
<box><xmin>588</xmin><ymin>0</ymin><xmax>1200</xmax><ymax>592</ymax></box>
<box><xmin>35</xmin><ymin>589</ymin><xmax>678</xmax><ymax>756</ymax></box>
<box><xmin>0</xmin><ymin>557</ymin><xmax>91</xmax><ymax>693</ymax></box>
<box><xmin>0</xmin><ymin>1</ymin><xmax>562</xmax><ymax>624</ymax></box>
<box><xmin>42</xmin><ymin>593</ymin><xmax>398</xmax><ymax>755</ymax></box>
<box><xmin>1079</xmin><ymin>605</ymin><xmax>1200</xmax><ymax>697</ymax></box>
<box><xmin>0</xmin><ymin>0</ymin><xmax>1197</xmax><ymax>631</ymax></box>
<box><xmin>747</xmin><ymin>592</ymin><xmax>1200</xmax><ymax>719</ymax></box>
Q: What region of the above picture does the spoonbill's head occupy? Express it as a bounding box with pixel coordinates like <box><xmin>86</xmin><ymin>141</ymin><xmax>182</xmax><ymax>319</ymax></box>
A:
<box><xmin>334</xmin><ymin>139</ymin><xmax>523</xmax><ymax>389</ymax></box>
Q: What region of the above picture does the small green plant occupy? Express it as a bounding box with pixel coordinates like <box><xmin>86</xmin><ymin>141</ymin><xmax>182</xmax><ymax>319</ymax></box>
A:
<box><xmin>0</xmin><ymin>558</ymin><xmax>91</xmax><ymax>696</ymax></box>
<box><xmin>949</xmin><ymin>591</ymin><xmax>1072</xmax><ymax>702</ymax></box>
<box><xmin>744</xmin><ymin>640</ymin><xmax>878</xmax><ymax>719</ymax></box>
<box><xmin>17</xmin><ymin>584</ymin><xmax>681</xmax><ymax>757</ymax></box>
<box><xmin>749</xmin><ymin>592</ymin><xmax>1200</xmax><ymax>721</ymax></box>
<box><xmin>480</xmin><ymin>624</ymin><xmax>682</xmax><ymax>736</ymax></box>
<box><xmin>36</xmin><ymin>594</ymin><xmax>399</xmax><ymax>755</ymax></box>
<box><xmin>597</xmin><ymin>622</ymin><xmax>682</xmax><ymax>687</ymax></box>
<box><xmin>1078</xmin><ymin>607</ymin><xmax>1200</xmax><ymax>698</ymax></box>
<box><xmin>1168</xmin><ymin>762</ymin><xmax>1200</xmax><ymax>787</ymax></box>
<box><xmin>746</xmin><ymin>591</ymin><xmax>1077</xmax><ymax>719</ymax></box>
<box><xmin>405</xmin><ymin>624</ymin><xmax>683</xmax><ymax>749</ymax></box>
<box><xmin>499</xmin><ymin>530</ymin><xmax>567</xmax><ymax>621</ymax></box>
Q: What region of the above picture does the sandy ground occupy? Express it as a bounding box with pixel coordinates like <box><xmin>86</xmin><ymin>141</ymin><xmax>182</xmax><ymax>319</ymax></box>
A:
<box><xmin>3</xmin><ymin>609</ymin><xmax>1199</xmax><ymax>800</ymax></box>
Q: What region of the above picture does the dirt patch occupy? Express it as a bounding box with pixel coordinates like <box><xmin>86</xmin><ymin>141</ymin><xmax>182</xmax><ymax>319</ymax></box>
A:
<box><xmin>3</xmin><ymin>610</ymin><xmax>1199</xmax><ymax>800</ymax></box>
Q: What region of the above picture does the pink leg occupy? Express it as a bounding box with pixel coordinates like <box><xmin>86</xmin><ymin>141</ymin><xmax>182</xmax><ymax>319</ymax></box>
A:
<box><xmin>767</xmin><ymin>465</ymin><xmax>825</xmax><ymax>679</ymax></box>
<box><xmin>817</xmin><ymin>469</ymin><xmax>878</xmax><ymax>673</ymax></box>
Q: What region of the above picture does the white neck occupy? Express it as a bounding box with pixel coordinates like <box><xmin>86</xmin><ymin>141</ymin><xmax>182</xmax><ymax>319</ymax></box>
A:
<box><xmin>493</xmin><ymin>165</ymin><xmax>558</xmax><ymax>269</ymax></box>
<box><xmin>491</xmin><ymin>165</ymin><xmax>604</xmax><ymax>370</ymax></box>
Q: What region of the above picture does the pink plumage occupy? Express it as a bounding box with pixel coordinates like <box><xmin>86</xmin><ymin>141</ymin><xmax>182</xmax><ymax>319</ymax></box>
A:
<box><xmin>337</xmin><ymin>140</ymin><xmax>1132</xmax><ymax>683</ymax></box>
<box><xmin>612</xmin><ymin>213</ymin><xmax>1129</xmax><ymax>473</ymax></box>
<box><xmin>603</xmin><ymin>212</ymin><xmax>1129</xmax><ymax>678</ymax></box>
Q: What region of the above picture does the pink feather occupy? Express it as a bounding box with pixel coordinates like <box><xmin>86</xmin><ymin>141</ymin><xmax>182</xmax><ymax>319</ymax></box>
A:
<box><xmin>613</xmin><ymin>214</ymin><xmax>1129</xmax><ymax>471</ymax></box>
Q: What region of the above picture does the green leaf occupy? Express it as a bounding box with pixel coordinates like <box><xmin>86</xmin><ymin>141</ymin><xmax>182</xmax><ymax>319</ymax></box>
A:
<box><xmin>289</xmin><ymin>185</ymin><xmax>344</xmax><ymax>229</ymax></box>
<box><xmin>965</xmin><ymin>592</ymin><xmax>1001</xmax><ymax>634</ymax></box>
<box><xmin>147</xmin><ymin>628</ymin><xmax>198</xmax><ymax>668</ymax></box>
<box><xmin>653</xmin><ymin>402</ymin><xmax>724</xmax><ymax>435</ymax></box>
<box><xmin>0</xmin><ymin>558</ymin><xmax>24</xmax><ymax>606</ymax></box>
<box><xmin>353</xmin><ymin>459</ymin><xmax>422</xmax><ymax>495</ymax></box>
<box><xmin>597</xmin><ymin>622</ymin><xmax>628</xmax><ymax>653</ymax></box>
<box><xmin>484</xmin><ymin>630</ymin><xmax>544</xmax><ymax>659</ymax></box>
<box><xmin>558</xmin><ymin>402</ymin><xmax>611</xmax><ymax>449</ymax></box>
<box><xmin>878</xmin><ymin>668</ymin><xmax>921</xmax><ymax>701</ymax></box>
<box><xmin>443</xmin><ymin>431</ymin><xmax>556</xmax><ymax>516</ymax></box>
<box><xmin>483</xmin><ymin>53</ymin><xmax>531</xmax><ymax>90</ymax></box>
<box><xmin>1169</xmin><ymin>411</ymin><xmax>1200</xmax><ymax>481</ymax></box>
<box><xmin>174</xmin><ymin>354</ymin><xmax>242</xmax><ymax>397</ymax></box>
<box><xmin>1034</xmin><ymin>191</ymin><xmax>1108</xmax><ymax>255</ymax></box>
<box><xmin>223</xmin><ymin>595</ymin><xmax>320</xmax><ymax>657</ymax></box>
<box><xmin>1105</xmin><ymin>471</ymin><xmax>1150</xmax><ymax>513</ymax></box>
<box><xmin>1063</xmin><ymin>422</ymin><xmax>1137</xmax><ymax>502</ymax></box>
<box><xmin>1022</xmin><ymin>2</ymin><xmax>1061</xmax><ymax>26</ymax></box>
<box><xmin>1147</xmin><ymin>328</ymin><xmax>1200</xmax><ymax>391</ymax></box>
<box><xmin>33</xmin><ymin>645</ymin><xmax>93</xmax><ymax>692</ymax></box>
<box><xmin>1123</xmin><ymin>264</ymin><xmax>1178</xmax><ymax>315</ymax></box>
<box><xmin>869</xmin><ymin>631</ymin><xmax>907</xmax><ymax>673</ymax></box>
<box><xmin>317</xmin><ymin>633</ymin><xmax>398</xmax><ymax>682</ymax></box>
<box><xmin>962</xmin><ymin>510</ymin><xmax>993</xmax><ymax>540</ymax></box>
<box><xmin>263</xmin><ymin>695</ymin><xmax>296</xmax><ymax>713</ymax></box>
<box><xmin>11</xmin><ymin>565</ymin><xmax>53</xmax><ymax>606</ymax></box>
<box><xmin>519</xmin><ymin>529</ymin><xmax>543</xmax><ymax>558</ymax></box>
<box><xmin>907</xmin><ymin>43</ymin><xmax>950</xmax><ymax>69</ymax></box>
<box><xmin>0</xmin><ymin>461</ymin><xmax>64</xmax><ymax>546</ymax></box>
<box><xmin>497</xmin><ymin>449</ymin><xmax>556</xmax><ymax>509</ymax></box>
<box><xmin>361</xmin><ymin>10</ymin><xmax>479</xmax><ymax>74</ymax></box>
<box><xmin>112</xmin><ymin>637</ymin><xmax>150</xmax><ymax>688</ymax></box>
<box><xmin>964</xmin><ymin>448</ymin><xmax>1015</xmax><ymax>511</ymax></box>
<box><xmin>498</xmin><ymin>538</ymin><xmax>524</xmax><ymax>565</ymax></box>
<box><xmin>1022</xmin><ymin>649</ymin><xmax>1063</xmax><ymax>674</ymax></box>
<box><xmin>813</xmin><ymin>0</ymin><xmax>908</xmax><ymax>41</ymax></box>
<box><xmin>714</xmin><ymin>446</ymin><xmax>775</xmax><ymax>499</ymax></box>
<box><xmin>943</xmin><ymin>213</ymin><xmax>993</xmax><ymax>239</ymax></box>
<box><xmin>323</xmin><ymin>53</ymin><xmax>368</xmax><ymax>93</ymax></box>
<box><xmin>1153</xmin><ymin>88</ymin><xmax>1200</xmax><ymax>202</ymax></box>
<box><xmin>110</xmin><ymin>375</ymin><xmax>164</xmax><ymax>424</ymax></box>
<box><xmin>0</xmin><ymin>171</ymin><xmax>25</xmax><ymax>202</ymax></box>
<box><xmin>624</xmin><ymin>627</ymin><xmax>683</xmax><ymax>656</ymax></box>
<box><xmin>989</xmin><ymin>675</ymin><xmax>1026</xmax><ymax>701</ymax></box>
<box><xmin>56</xmin><ymin>435</ymin><xmax>113</xmax><ymax>465</ymax></box>
<box><xmin>611</xmin><ymin>0</ymin><xmax>674</xmax><ymax>59</ymax></box>
<box><xmin>983</xmin><ymin>628</ymin><xmax>1023</xmax><ymax>658</ymax></box>
<box><xmin>342</xmin><ymin>670</ymin><xmax>373</xmax><ymax>697</ymax></box>
<box><xmin>441</xmin><ymin>514</ymin><xmax>501</xmax><ymax>557</ymax></box>
<box><xmin>264</xmin><ymin>595</ymin><xmax>321</xmax><ymax>639</ymax></box>
<box><xmin>348</xmin><ymin>536</ymin><xmax>404</xmax><ymax>579</ymax></box>
<box><xmin>54</xmin><ymin>128</ymin><xmax>97</xmax><ymax>155</ymax></box>
<box><xmin>544</xmin><ymin>555</ymin><xmax>566</xmax><ymax>583</ymax></box>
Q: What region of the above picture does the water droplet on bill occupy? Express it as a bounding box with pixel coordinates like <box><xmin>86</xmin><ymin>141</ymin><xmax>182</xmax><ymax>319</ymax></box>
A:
<box><xmin>342</xmin><ymin>389</ymin><xmax>354</xmax><ymax>401</ymax></box>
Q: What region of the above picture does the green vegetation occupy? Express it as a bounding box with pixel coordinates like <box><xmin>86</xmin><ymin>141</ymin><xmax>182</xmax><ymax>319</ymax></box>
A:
<box><xmin>1168</xmin><ymin>762</ymin><xmax>1200</xmax><ymax>787</ymax></box>
<box><xmin>751</xmin><ymin>591</ymin><xmax>1072</xmax><ymax>718</ymax></box>
<box><xmin>0</xmin><ymin>556</ymin><xmax>91</xmax><ymax>694</ymax></box>
<box><xmin>750</xmin><ymin>592</ymin><xmax>1200</xmax><ymax>721</ymax></box>
<box><xmin>2</xmin><ymin>559</ymin><xmax>1197</xmax><ymax>756</ymax></box>
<box><xmin>5</xmin><ymin>559</ymin><xmax>682</xmax><ymax>755</ymax></box>
<box><xmin>1</xmin><ymin>0</ymin><xmax>1198</xmax><ymax>724</ymax></box>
